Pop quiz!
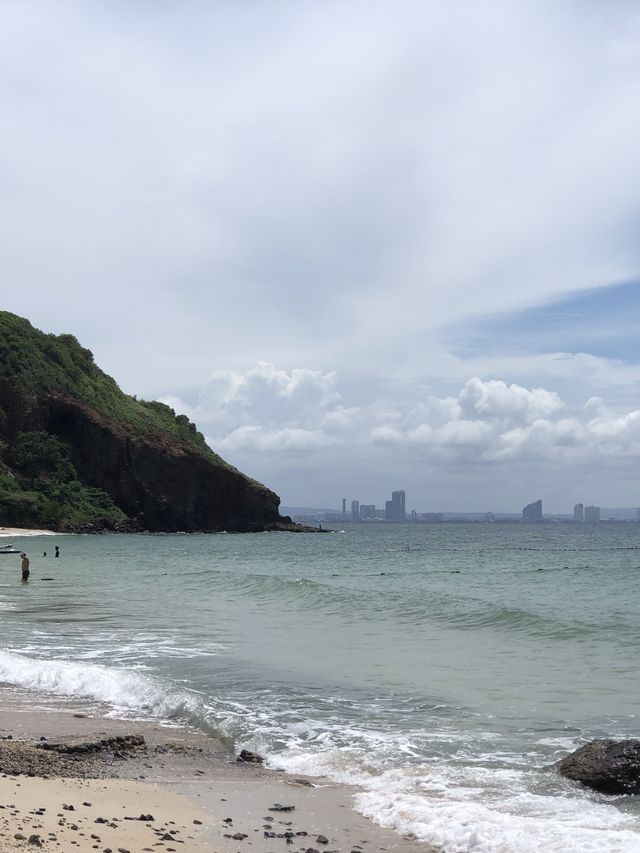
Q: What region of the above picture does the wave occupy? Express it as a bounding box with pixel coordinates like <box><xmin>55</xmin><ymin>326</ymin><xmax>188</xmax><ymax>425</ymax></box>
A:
<box><xmin>0</xmin><ymin>649</ymin><xmax>203</xmax><ymax>721</ymax></box>
<box><xmin>0</xmin><ymin>648</ymin><xmax>639</xmax><ymax>852</ymax></box>
<box><xmin>271</xmin><ymin>751</ymin><xmax>640</xmax><ymax>853</ymax></box>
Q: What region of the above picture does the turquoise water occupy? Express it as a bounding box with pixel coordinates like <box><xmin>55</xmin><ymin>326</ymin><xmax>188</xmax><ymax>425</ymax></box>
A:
<box><xmin>2</xmin><ymin>524</ymin><xmax>640</xmax><ymax>851</ymax></box>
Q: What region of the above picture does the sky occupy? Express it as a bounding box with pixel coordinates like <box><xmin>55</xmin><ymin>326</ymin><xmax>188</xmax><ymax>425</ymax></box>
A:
<box><xmin>2</xmin><ymin>1</ymin><xmax>640</xmax><ymax>513</ymax></box>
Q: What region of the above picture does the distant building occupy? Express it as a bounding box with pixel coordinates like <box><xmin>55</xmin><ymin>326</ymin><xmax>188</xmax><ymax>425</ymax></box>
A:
<box><xmin>360</xmin><ymin>504</ymin><xmax>376</xmax><ymax>520</ymax></box>
<box><xmin>385</xmin><ymin>490</ymin><xmax>406</xmax><ymax>522</ymax></box>
<box><xmin>584</xmin><ymin>505</ymin><xmax>600</xmax><ymax>523</ymax></box>
<box><xmin>351</xmin><ymin>500</ymin><xmax>360</xmax><ymax>522</ymax></box>
<box><xmin>422</xmin><ymin>512</ymin><xmax>444</xmax><ymax>523</ymax></box>
<box><xmin>342</xmin><ymin>498</ymin><xmax>347</xmax><ymax>520</ymax></box>
<box><xmin>522</xmin><ymin>499</ymin><xmax>542</xmax><ymax>522</ymax></box>
<box><xmin>573</xmin><ymin>503</ymin><xmax>584</xmax><ymax>522</ymax></box>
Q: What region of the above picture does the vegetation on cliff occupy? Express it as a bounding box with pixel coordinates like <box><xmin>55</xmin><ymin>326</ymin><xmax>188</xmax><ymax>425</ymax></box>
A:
<box><xmin>0</xmin><ymin>312</ymin><xmax>222</xmax><ymax>461</ymax></box>
<box><xmin>0</xmin><ymin>312</ymin><xmax>283</xmax><ymax>532</ymax></box>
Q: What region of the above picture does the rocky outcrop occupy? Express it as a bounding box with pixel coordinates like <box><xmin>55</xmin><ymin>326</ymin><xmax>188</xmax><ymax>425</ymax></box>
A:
<box><xmin>0</xmin><ymin>312</ymin><xmax>294</xmax><ymax>533</ymax></box>
<box><xmin>41</xmin><ymin>393</ymin><xmax>281</xmax><ymax>532</ymax></box>
<box><xmin>557</xmin><ymin>739</ymin><xmax>640</xmax><ymax>794</ymax></box>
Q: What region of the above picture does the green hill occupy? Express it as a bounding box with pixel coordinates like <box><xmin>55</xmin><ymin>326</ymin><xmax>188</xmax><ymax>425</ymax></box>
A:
<box><xmin>0</xmin><ymin>312</ymin><xmax>285</xmax><ymax>532</ymax></box>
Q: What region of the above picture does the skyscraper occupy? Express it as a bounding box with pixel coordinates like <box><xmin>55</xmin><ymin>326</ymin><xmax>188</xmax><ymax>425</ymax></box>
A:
<box><xmin>573</xmin><ymin>503</ymin><xmax>584</xmax><ymax>522</ymax></box>
<box><xmin>522</xmin><ymin>500</ymin><xmax>542</xmax><ymax>521</ymax></box>
<box><xmin>342</xmin><ymin>498</ymin><xmax>347</xmax><ymax>520</ymax></box>
<box><xmin>385</xmin><ymin>490</ymin><xmax>406</xmax><ymax>522</ymax></box>
<box><xmin>584</xmin><ymin>505</ymin><xmax>600</xmax><ymax>523</ymax></box>
<box><xmin>351</xmin><ymin>500</ymin><xmax>360</xmax><ymax>522</ymax></box>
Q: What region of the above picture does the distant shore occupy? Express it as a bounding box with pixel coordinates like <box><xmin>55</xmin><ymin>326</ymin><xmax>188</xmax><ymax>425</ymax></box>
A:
<box><xmin>0</xmin><ymin>526</ymin><xmax>60</xmax><ymax>537</ymax></box>
<box><xmin>0</xmin><ymin>688</ymin><xmax>436</xmax><ymax>853</ymax></box>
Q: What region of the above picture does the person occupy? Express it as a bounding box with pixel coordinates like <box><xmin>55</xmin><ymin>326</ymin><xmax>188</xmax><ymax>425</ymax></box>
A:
<box><xmin>20</xmin><ymin>553</ymin><xmax>30</xmax><ymax>582</ymax></box>
<box><xmin>55</xmin><ymin>545</ymin><xmax>60</xmax><ymax>558</ymax></box>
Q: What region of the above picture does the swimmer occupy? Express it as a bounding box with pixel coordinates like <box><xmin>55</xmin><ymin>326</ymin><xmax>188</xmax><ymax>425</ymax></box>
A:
<box><xmin>20</xmin><ymin>553</ymin><xmax>30</xmax><ymax>582</ymax></box>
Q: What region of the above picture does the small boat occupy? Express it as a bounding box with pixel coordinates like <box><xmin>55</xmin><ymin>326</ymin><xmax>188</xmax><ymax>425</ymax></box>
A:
<box><xmin>0</xmin><ymin>544</ymin><xmax>21</xmax><ymax>554</ymax></box>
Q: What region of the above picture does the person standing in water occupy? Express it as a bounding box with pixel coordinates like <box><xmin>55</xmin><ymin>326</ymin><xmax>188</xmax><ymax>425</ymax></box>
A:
<box><xmin>20</xmin><ymin>553</ymin><xmax>30</xmax><ymax>582</ymax></box>
<box><xmin>55</xmin><ymin>546</ymin><xmax>60</xmax><ymax>558</ymax></box>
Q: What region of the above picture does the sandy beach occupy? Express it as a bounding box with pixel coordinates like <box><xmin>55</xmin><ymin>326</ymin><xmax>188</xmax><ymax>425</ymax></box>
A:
<box><xmin>0</xmin><ymin>529</ymin><xmax>60</xmax><ymax>538</ymax></box>
<box><xmin>0</xmin><ymin>689</ymin><xmax>437</xmax><ymax>853</ymax></box>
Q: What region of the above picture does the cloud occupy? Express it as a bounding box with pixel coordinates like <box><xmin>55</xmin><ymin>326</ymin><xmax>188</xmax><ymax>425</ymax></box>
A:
<box><xmin>161</xmin><ymin>362</ymin><xmax>355</xmax><ymax>453</ymax></box>
<box><xmin>371</xmin><ymin>378</ymin><xmax>640</xmax><ymax>465</ymax></box>
<box><xmin>218</xmin><ymin>426</ymin><xmax>339</xmax><ymax>453</ymax></box>
<box><xmin>1</xmin><ymin>1</ymin><xmax>640</xmax><ymax>392</ymax></box>
<box><xmin>167</xmin><ymin>366</ymin><xmax>640</xmax><ymax>471</ymax></box>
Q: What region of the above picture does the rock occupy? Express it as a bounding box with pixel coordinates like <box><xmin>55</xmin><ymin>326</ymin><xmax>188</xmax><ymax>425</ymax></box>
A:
<box><xmin>237</xmin><ymin>749</ymin><xmax>264</xmax><ymax>764</ymax></box>
<box><xmin>28</xmin><ymin>835</ymin><xmax>42</xmax><ymax>847</ymax></box>
<box><xmin>557</xmin><ymin>738</ymin><xmax>640</xmax><ymax>794</ymax></box>
<box><xmin>269</xmin><ymin>803</ymin><xmax>295</xmax><ymax>812</ymax></box>
<box><xmin>316</xmin><ymin>836</ymin><xmax>329</xmax><ymax>845</ymax></box>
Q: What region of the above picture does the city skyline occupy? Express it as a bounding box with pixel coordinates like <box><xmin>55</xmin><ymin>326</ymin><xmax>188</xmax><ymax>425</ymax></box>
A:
<box><xmin>314</xmin><ymin>493</ymin><xmax>636</xmax><ymax>523</ymax></box>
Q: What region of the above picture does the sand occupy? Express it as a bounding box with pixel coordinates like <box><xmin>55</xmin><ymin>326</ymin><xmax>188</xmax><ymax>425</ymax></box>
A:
<box><xmin>0</xmin><ymin>528</ymin><xmax>59</xmax><ymax>538</ymax></box>
<box><xmin>0</xmin><ymin>690</ymin><xmax>438</xmax><ymax>853</ymax></box>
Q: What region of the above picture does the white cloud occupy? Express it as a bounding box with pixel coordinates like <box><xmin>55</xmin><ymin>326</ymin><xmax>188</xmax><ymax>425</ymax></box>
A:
<box><xmin>161</xmin><ymin>362</ymin><xmax>355</xmax><ymax>453</ymax></box>
<box><xmin>1</xmin><ymin>2</ymin><xmax>640</xmax><ymax>391</ymax></box>
<box><xmin>166</xmin><ymin>367</ymin><xmax>640</xmax><ymax>471</ymax></box>
<box><xmin>371</xmin><ymin>378</ymin><xmax>640</xmax><ymax>465</ymax></box>
<box><xmin>218</xmin><ymin>426</ymin><xmax>339</xmax><ymax>453</ymax></box>
<box><xmin>457</xmin><ymin>378</ymin><xmax>564</xmax><ymax>424</ymax></box>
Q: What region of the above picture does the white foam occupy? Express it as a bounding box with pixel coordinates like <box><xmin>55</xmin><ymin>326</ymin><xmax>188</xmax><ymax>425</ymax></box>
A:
<box><xmin>269</xmin><ymin>748</ymin><xmax>640</xmax><ymax>853</ymax></box>
<box><xmin>0</xmin><ymin>649</ymin><xmax>202</xmax><ymax>719</ymax></box>
<box><xmin>357</xmin><ymin>775</ymin><xmax>640</xmax><ymax>853</ymax></box>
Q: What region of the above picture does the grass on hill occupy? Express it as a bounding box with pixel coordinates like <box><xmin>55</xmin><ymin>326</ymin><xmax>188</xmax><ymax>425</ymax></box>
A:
<box><xmin>0</xmin><ymin>311</ymin><xmax>231</xmax><ymax>466</ymax></box>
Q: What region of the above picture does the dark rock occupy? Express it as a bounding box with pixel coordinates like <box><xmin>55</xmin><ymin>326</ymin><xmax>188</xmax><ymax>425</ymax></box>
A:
<box><xmin>316</xmin><ymin>835</ymin><xmax>329</xmax><ymax>845</ymax></box>
<box><xmin>269</xmin><ymin>803</ymin><xmax>295</xmax><ymax>812</ymax></box>
<box><xmin>557</xmin><ymin>738</ymin><xmax>640</xmax><ymax>794</ymax></box>
<box><xmin>28</xmin><ymin>836</ymin><xmax>42</xmax><ymax>847</ymax></box>
<box><xmin>237</xmin><ymin>749</ymin><xmax>264</xmax><ymax>764</ymax></box>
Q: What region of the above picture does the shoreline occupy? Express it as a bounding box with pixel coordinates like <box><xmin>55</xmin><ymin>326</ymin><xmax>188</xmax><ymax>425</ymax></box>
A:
<box><xmin>0</xmin><ymin>686</ymin><xmax>438</xmax><ymax>852</ymax></box>
<box><xmin>0</xmin><ymin>527</ymin><xmax>60</xmax><ymax>538</ymax></box>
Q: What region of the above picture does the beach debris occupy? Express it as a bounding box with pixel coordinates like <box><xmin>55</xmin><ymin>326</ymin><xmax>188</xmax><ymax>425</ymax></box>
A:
<box><xmin>269</xmin><ymin>803</ymin><xmax>295</xmax><ymax>812</ymax></box>
<box><xmin>237</xmin><ymin>748</ymin><xmax>264</xmax><ymax>764</ymax></box>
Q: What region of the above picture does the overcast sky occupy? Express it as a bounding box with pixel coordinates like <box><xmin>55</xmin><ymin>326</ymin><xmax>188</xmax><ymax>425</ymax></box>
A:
<box><xmin>2</xmin><ymin>1</ymin><xmax>640</xmax><ymax>513</ymax></box>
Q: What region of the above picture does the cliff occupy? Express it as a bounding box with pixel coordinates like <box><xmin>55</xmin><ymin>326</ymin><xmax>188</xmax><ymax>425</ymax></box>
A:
<box><xmin>0</xmin><ymin>312</ymin><xmax>291</xmax><ymax>533</ymax></box>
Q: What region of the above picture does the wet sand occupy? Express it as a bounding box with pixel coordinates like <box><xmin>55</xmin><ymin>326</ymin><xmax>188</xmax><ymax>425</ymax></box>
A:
<box><xmin>0</xmin><ymin>689</ymin><xmax>438</xmax><ymax>852</ymax></box>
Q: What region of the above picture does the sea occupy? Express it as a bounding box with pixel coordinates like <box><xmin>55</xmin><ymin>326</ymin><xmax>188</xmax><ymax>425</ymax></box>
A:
<box><xmin>1</xmin><ymin>523</ymin><xmax>640</xmax><ymax>852</ymax></box>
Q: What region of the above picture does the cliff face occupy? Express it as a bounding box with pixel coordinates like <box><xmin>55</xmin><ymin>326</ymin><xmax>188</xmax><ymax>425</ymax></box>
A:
<box><xmin>43</xmin><ymin>393</ymin><xmax>280</xmax><ymax>532</ymax></box>
<box><xmin>0</xmin><ymin>313</ymin><xmax>284</xmax><ymax>532</ymax></box>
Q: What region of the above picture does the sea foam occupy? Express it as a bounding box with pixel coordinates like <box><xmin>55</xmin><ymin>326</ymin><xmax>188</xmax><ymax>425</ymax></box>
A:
<box><xmin>0</xmin><ymin>649</ymin><xmax>201</xmax><ymax>720</ymax></box>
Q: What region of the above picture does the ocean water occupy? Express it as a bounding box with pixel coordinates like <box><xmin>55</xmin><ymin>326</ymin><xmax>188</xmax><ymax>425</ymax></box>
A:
<box><xmin>1</xmin><ymin>523</ymin><xmax>640</xmax><ymax>852</ymax></box>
